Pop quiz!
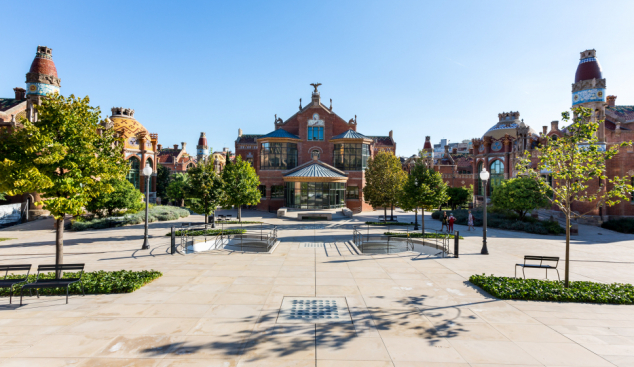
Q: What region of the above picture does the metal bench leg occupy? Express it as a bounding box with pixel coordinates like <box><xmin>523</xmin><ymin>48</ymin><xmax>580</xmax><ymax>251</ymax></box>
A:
<box><xmin>20</xmin><ymin>288</ymin><xmax>24</xmax><ymax>306</ymax></box>
<box><xmin>556</xmin><ymin>269</ymin><xmax>560</xmax><ymax>281</ymax></box>
<box><xmin>546</xmin><ymin>268</ymin><xmax>548</xmax><ymax>279</ymax></box>
<box><xmin>36</xmin><ymin>289</ymin><xmax>39</xmax><ymax>298</ymax></box>
<box><xmin>522</xmin><ymin>267</ymin><xmax>526</xmax><ymax>279</ymax></box>
<box><xmin>9</xmin><ymin>285</ymin><xmax>13</xmax><ymax>304</ymax></box>
<box><xmin>66</xmin><ymin>286</ymin><xmax>69</xmax><ymax>304</ymax></box>
<box><xmin>81</xmin><ymin>281</ymin><xmax>85</xmax><ymax>296</ymax></box>
<box><xmin>515</xmin><ymin>266</ymin><xmax>517</xmax><ymax>278</ymax></box>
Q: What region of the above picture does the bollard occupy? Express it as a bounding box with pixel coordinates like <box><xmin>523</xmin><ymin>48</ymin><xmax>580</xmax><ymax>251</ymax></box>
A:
<box><xmin>454</xmin><ymin>231</ymin><xmax>459</xmax><ymax>258</ymax></box>
<box><xmin>171</xmin><ymin>226</ymin><xmax>176</xmax><ymax>254</ymax></box>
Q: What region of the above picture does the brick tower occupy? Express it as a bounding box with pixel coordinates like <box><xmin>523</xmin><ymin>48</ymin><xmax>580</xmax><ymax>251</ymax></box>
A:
<box><xmin>25</xmin><ymin>46</ymin><xmax>61</xmax><ymax>122</ymax></box>
<box><xmin>572</xmin><ymin>49</ymin><xmax>606</xmax><ymax>143</ymax></box>
<box><xmin>197</xmin><ymin>132</ymin><xmax>209</xmax><ymax>163</ymax></box>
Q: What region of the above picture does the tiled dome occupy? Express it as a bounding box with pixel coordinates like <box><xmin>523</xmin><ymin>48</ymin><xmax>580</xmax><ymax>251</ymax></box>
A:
<box><xmin>575</xmin><ymin>49</ymin><xmax>602</xmax><ymax>83</ymax></box>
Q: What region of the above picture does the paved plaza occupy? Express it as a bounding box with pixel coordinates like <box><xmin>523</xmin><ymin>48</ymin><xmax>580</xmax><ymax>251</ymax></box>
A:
<box><xmin>1</xmin><ymin>209</ymin><xmax>634</xmax><ymax>366</ymax></box>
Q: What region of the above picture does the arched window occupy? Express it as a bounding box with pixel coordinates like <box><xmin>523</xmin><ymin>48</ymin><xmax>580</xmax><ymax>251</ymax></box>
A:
<box><xmin>477</xmin><ymin>161</ymin><xmax>484</xmax><ymax>195</ymax></box>
<box><xmin>127</xmin><ymin>157</ymin><xmax>140</xmax><ymax>190</ymax></box>
<box><xmin>490</xmin><ymin>160</ymin><xmax>505</xmax><ymax>193</ymax></box>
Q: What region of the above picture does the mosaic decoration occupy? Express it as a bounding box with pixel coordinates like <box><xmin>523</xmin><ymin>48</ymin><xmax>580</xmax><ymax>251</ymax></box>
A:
<box><xmin>307</xmin><ymin>113</ymin><xmax>324</xmax><ymax>126</ymax></box>
<box><xmin>491</xmin><ymin>141</ymin><xmax>503</xmax><ymax>151</ymax></box>
<box><xmin>486</xmin><ymin>123</ymin><xmax>518</xmax><ymax>133</ymax></box>
<box><xmin>26</xmin><ymin>83</ymin><xmax>59</xmax><ymax>96</ymax></box>
<box><xmin>479</xmin><ymin>144</ymin><xmax>485</xmax><ymax>152</ymax></box>
<box><xmin>277</xmin><ymin>297</ymin><xmax>352</xmax><ymax>324</ymax></box>
<box><xmin>579</xmin><ymin>57</ymin><xmax>597</xmax><ymax>64</ymax></box>
<box><xmin>573</xmin><ymin>88</ymin><xmax>605</xmax><ymax>105</ymax></box>
<box><xmin>128</xmin><ymin>137</ymin><xmax>138</xmax><ymax>146</ymax></box>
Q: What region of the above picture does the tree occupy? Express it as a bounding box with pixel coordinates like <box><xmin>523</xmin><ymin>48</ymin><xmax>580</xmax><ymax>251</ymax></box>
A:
<box><xmin>0</xmin><ymin>94</ymin><xmax>127</xmax><ymax>266</ymax></box>
<box><xmin>221</xmin><ymin>155</ymin><xmax>260</xmax><ymax>221</ymax></box>
<box><xmin>86</xmin><ymin>178</ymin><xmax>144</xmax><ymax>218</ymax></box>
<box><xmin>517</xmin><ymin>106</ymin><xmax>633</xmax><ymax>287</ymax></box>
<box><xmin>491</xmin><ymin>176</ymin><xmax>550</xmax><ymax>219</ymax></box>
<box><xmin>446</xmin><ymin>187</ymin><xmax>470</xmax><ymax>210</ymax></box>
<box><xmin>166</xmin><ymin>173</ymin><xmax>189</xmax><ymax>206</ymax></box>
<box><xmin>156</xmin><ymin>164</ymin><xmax>171</xmax><ymax>201</ymax></box>
<box><xmin>399</xmin><ymin>160</ymin><xmax>448</xmax><ymax>232</ymax></box>
<box><xmin>364</xmin><ymin>151</ymin><xmax>407</xmax><ymax>221</ymax></box>
<box><xmin>185</xmin><ymin>160</ymin><xmax>225</xmax><ymax>223</ymax></box>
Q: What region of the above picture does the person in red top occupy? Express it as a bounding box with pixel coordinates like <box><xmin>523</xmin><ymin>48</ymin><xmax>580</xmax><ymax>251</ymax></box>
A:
<box><xmin>448</xmin><ymin>213</ymin><xmax>456</xmax><ymax>233</ymax></box>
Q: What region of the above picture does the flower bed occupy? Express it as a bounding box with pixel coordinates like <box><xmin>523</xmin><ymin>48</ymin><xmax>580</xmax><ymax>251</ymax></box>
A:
<box><xmin>432</xmin><ymin>209</ymin><xmax>564</xmax><ymax>235</ymax></box>
<box><xmin>470</xmin><ymin>274</ymin><xmax>634</xmax><ymax>304</ymax></box>
<box><xmin>71</xmin><ymin>206</ymin><xmax>190</xmax><ymax>231</ymax></box>
<box><xmin>0</xmin><ymin>270</ymin><xmax>162</xmax><ymax>297</ymax></box>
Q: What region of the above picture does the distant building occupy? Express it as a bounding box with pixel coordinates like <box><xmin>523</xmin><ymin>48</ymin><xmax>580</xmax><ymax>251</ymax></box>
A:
<box><xmin>157</xmin><ymin>142</ymin><xmax>195</xmax><ymax>174</ymax></box>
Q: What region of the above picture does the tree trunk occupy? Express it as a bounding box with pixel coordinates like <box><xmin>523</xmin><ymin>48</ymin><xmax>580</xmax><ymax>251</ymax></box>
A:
<box><xmin>205</xmin><ymin>214</ymin><xmax>208</xmax><ymax>224</ymax></box>
<box><xmin>421</xmin><ymin>209</ymin><xmax>425</xmax><ymax>234</ymax></box>
<box><xmin>238</xmin><ymin>206</ymin><xmax>241</xmax><ymax>222</ymax></box>
<box><xmin>383</xmin><ymin>207</ymin><xmax>387</xmax><ymax>223</ymax></box>
<box><xmin>56</xmin><ymin>217</ymin><xmax>64</xmax><ymax>278</ymax></box>
<box><xmin>390</xmin><ymin>205</ymin><xmax>394</xmax><ymax>221</ymax></box>
<box><xmin>565</xmin><ymin>210</ymin><xmax>570</xmax><ymax>288</ymax></box>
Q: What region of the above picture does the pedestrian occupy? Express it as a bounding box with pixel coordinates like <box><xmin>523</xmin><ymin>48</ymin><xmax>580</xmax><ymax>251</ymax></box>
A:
<box><xmin>440</xmin><ymin>211</ymin><xmax>448</xmax><ymax>232</ymax></box>
<box><xmin>448</xmin><ymin>213</ymin><xmax>456</xmax><ymax>233</ymax></box>
<box><xmin>467</xmin><ymin>210</ymin><xmax>475</xmax><ymax>231</ymax></box>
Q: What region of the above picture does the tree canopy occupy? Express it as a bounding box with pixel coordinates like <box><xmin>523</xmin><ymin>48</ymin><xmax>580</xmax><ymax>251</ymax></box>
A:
<box><xmin>0</xmin><ymin>93</ymin><xmax>127</xmax><ymax>265</ymax></box>
<box><xmin>221</xmin><ymin>155</ymin><xmax>260</xmax><ymax>221</ymax></box>
<box><xmin>364</xmin><ymin>151</ymin><xmax>407</xmax><ymax>220</ymax></box>
<box><xmin>185</xmin><ymin>160</ymin><xmax>225</xmax><ymax>223</ymax></box>
<box><xmin>156</xmin><ymin>164</ymin><xmax>171</xmax><ymax>200</ymax></box>
<box><xmin>491</xmin><ymin>176</ymin><xmax>550</xmax><ymax>219</ymax></box>
<box><xmin>86</xmin><ymin>178</ymin><xmax>144</xmax><ymax>218</ymax></box>
<box><xmin>516</xmin><ymin>106</ymin><xmax>633</xmax><ymax>287</ymax></box>
<box><xmin>446</xmin><ymin>186</ymin><xmax>470</xmax><ymax>210</ymax></box>
<box><xmin>399</xmin><ymin>160</ymin><xmax>448</xmax><ymax>231</ymax></box>
<box><xmin>166</xmin><ymin>173</ymin><xmax>189</xmax><ymax>206</ymax></box>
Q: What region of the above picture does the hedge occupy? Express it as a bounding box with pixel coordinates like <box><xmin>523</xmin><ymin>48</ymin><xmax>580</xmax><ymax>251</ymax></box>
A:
<box><xmin>384</xmin><ymin>232</ymin><xmax>463</xmax><ymax>239</ymax></box>
<box><xmin>71</xmin><ymin>206</ymin><xmax>190</xmax><ymax>231</ymax></box>
<box><xmin>601</xmin><ymin>217</ymin><xmax>634</xmax><ymax>234</ymax></box>
<box><xmin>365</xmin><ymin>222</ymin><xmax>411</xmax><ymax>226</ymax></box>
<box><xmin>0</xmin><ymin>270</ymin><xmax>162</xmax><ymax>297</ymax></box>
<box><xmin>469</xmin><ymin>274</ymin><xmax>634</xmax><ymax>304</ymax></box>
<box><xmin>166</xmin><ymin>229</ymin><xmax>246</xmax><ymax>236</ymax></box>
<box><xmin>432</xmin><ymin>209</ymin><xmax>564</xmax><ymax>235</ymax></box>
<box><xmin>216</xmin><ymin>220</ymin><xmax>261</xmax><ymax>224</ymax></box>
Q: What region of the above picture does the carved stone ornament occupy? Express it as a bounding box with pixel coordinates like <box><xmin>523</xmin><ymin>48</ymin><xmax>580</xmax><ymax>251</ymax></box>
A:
<box><xmin>25</xmin><ymin>72</ymin><xmax>61</xmax><ymax>87</ymax></box>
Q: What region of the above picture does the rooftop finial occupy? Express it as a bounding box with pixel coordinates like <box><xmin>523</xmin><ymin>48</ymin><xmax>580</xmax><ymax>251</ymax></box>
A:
<box><xmin>310</xmin><ymin>83</ymin><xmax>322</xmax><ymax>93</ymax></box>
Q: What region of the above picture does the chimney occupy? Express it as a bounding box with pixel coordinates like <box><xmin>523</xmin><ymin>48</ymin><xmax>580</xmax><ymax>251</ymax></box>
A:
<box><xmin>13</xmin><ymin>87</ymin><xmax>26</xmax><ymax>100</ymax></box>
<box><xmin>157</xmin><ymin>144</ymin><xmax>162</xmax><ymax>150</ymax></box>
<box><xmin>389</xmin><ymin>130</ymin><xmax>393</xmax><ymax>139</ymax></box>
<box><xmin>181</xmin><ymin>142</ymin><xmax>187</xmax><ymax>152</ymax></box>
<box><xmin>452</xmin><ymin>147</ymin><xmax>458</xmax><ymax>154</ymax></box>
<box><xmin>238</xmin><ymin>128</ymin><xmax>243</xmax><ymax>137</ymax></box>
<box><xmin>550</xmin><ymin>120</ymin><xmax>559</xmax><ymax>131</ymax></box>
<box><xmin>607</xmin><ymin>95</ymin><xmax>617</xmax><ymax>107</ymax></box>
<box><xmin>173</xmin><ymin>144</ymin><xmax>178</xmax><ymax>149</ymax></box>
<box><xmin>542</xmin><ymin>126</ymin><xmax>548</xmax><ymax>135</ymax></box>
<box><xmin>444</xmin><ymin>145</ymin><xmax>449</xmax><ymax>153</ymax></box>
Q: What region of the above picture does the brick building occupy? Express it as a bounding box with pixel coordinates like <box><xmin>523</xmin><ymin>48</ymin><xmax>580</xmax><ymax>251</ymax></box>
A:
<box><xmin>235</xmin><ymin>84</ymin><xmax>395</xmax><ymax>212</ymax></box>
<box><xmin>157</xmin><ymin>142</ymin><xmax>196</xmax><ymax>174</ymax></box>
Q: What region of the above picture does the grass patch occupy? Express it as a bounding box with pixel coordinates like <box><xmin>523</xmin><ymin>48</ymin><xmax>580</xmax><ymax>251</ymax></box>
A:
<box><xmin>601</xmin><ymin>217</ymin><xmax>634</xmax><ymax>234</ymax></box>
<box><xmin>71</xmin><ymin>206</ymin><xmax>190</xmax><ymax>231</ymax></box>
<box><xmin>166</xmin><ymin>229</ymin><xmax>246</xmax><ymax>236</ymax></box>
<box><xmin>216</xmin><ymin>220</ymin><xmax>262</xmax><ymax>224</ymax></box>
<box><xmin>0</xmin><ymin>238</ymin><xmax>15</xmax><ymax>242</ymax></box>
<box><xmin>0</xmin><ymin>270</ymin><xmax>162</xmax><ymax>297</ymax></box>
<box><xmin>365</xmin><ymin>221</ymin><xmax>411</xmax><ymax>226</ymax></box>
<box><xmin>432</xmin><ymin>209</ymin><xmax>564</xmax><ymax>235</ymax></box>
<box><xmin>384</xmin><ymin>232</ymin><xmax>464</xmax><ymax>239</ymax></box>
<box><xmin>469</xmin><ymin>274</ymin><xmax>634</xmax><ymax>304</ymax></box>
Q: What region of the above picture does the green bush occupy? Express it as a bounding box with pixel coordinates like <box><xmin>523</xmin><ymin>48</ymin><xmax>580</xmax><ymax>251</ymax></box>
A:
<box><xmin>470</xmin><ymin>274</ymin><xmax>634</xmax><ymax>305</ymax></box>
<box><xmin>601</xmin><ymin>217</ymin><xmax>634</xmax><ymax>234</ymax></box>
<box><xmin>432</xmin><ymin>209</ymin><xmax>564</xmax><ymax>235</ymax></box>
<box><xmin>0</xmin><ymin>270</ymin><xmax>162</xmax><ymax>297</ymax></box>
<box><xmin>365</xmin><ymin>221</ymin><xmax>411</xmax><ymax>226</ymax></box>
<box><xmin>85</xmin><ymin>179</ymin><xmax>144</xmax><ymax>218</ymax></box>
<box><xmin>216</xmin><ymin>220</ymin><xmax>261</xmax><ymax>224</ymax></box>
<box><xmin>166</xmin><ymin>228</ymin><xmax>246</xmax><ymax>236</ymax></box>
<box><xmin>384</xmin><ymin>232</ymin><xmax>463</xmax><ymax>239</ymax></box>
<box><xmin>71</xmin><ymin>205</ymin><xmax>190</xmax><ymax>231</ymax></box>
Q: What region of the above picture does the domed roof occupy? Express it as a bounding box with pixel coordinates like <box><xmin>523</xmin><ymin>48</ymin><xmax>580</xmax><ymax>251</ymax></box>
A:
<box><xmin>483</xmin><ymin>111</ymin><xmax>535</xmax><ymax>140</ymax></box>
<box><xmin>575</xmin><ymin>49</ymin><xmax>602</xmax><ymax>83</ymax></box>
<box><xmin>29</xmin><ymin>48</ymin><xmax>58</xmax><ymax>78</ymax></box>
<box><xmin>198</xmin><ymin>132</ymin><xmax>208</xmax><ymax>146</ymax></box>
<box><xmin>109</xmin><ymin>107</ymin><xmax>152</xmax><ymax>151</ymax></box>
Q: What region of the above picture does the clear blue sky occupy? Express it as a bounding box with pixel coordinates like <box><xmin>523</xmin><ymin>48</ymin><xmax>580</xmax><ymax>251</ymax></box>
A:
<box><xmin>2</xmin><ymin>0</ymin><xmax>633</xmax><ymax>157</ymax></box>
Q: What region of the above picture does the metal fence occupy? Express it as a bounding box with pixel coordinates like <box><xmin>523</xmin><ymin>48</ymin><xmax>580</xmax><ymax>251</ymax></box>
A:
<box><xmin>351</xmin><ymin>224</ymin><xmax>452</xmax><ymax>256</ymax></box>
<box><xmin>170</xmin><ymin>222</ymin><xmax>279</xmax><ymax>254</ymax></box>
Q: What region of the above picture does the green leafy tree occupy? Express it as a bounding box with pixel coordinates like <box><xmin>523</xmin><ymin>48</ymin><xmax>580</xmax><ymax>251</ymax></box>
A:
<box><xmin>221</xmin><ymin>155</ymin><xmax>260</xmax><ymax>221</ymax></box>
<box><xmin>491</xmin><ymin>176</ymin><xmax>550</xmax><ymax>219</ymax></box>
<box><xmin>364</xmin><ymin>151</ymin><xmax>407</xmax><ymax>221</ymax></box>
<box><xmin>517</xmin><ymin>106</ymin><xmax>633</xmax><ymax>287</ymax></box>
<box><xmin>399</xmin><ymin>160</ymin><xmax>448</xmax><ymax>232</ymax></box>
<box><xmin>156</xmin><ymin>164</ymin><xmax>171</xmax><ymax>201</ymax></box>
<box><xmin>85</xmin><ymin>178</ymin><xmax>144</xmax><ymax>218</ymax></box>
<box><xmin>0</xmin><ymin>94</ymin><xmax>127</xmax><ymax>266</ymax></box>
<box><xmin>166</xmin><ymin>173</ymin><xmax>189</xmax><ymax>206</ymax></box>
<box><xmin>446</xmin><ymin>187</ymin><xmax>470</xmax><ymax>210</ymax></box>
<box><xmin>185</xmin><ymin>160</ymin><xmax>226</xmax><ymax>223</ymax></box>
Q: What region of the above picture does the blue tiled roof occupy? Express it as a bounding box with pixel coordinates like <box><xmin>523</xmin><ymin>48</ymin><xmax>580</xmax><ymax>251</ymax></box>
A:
<box><xmin>284</xmin><ymin>163</ymin><xmax>346</xmax><ymax>178</ymax></box>
<box><xmin>260</xmin><ymin>129</ymin><xmax>300</xmax><ymax>140</ymax></box>
<box><xmin>331</xmin><ymin>129</ymin><xmax>369</xmax><ymax>140</ymax></box>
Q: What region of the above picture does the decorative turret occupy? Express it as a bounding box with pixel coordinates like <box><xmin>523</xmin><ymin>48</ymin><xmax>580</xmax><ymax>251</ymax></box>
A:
<box><xmin>25</xmin><ymin>46</ymin><xmax>61</xmax><ymax>121</ymax></box>
<box><xmin>197</xmin><ymin>132</ymin><xmax>209</xmax><ymax>163</ymax></box>
<box><xmin>571</xmin><ymin>49</ymin><xmax>607</xmax><ymax>142</ymax></box>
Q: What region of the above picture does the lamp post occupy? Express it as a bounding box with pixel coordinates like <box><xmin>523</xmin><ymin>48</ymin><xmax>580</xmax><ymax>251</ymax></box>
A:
<box><xmin>141</xmin><ymin>163</ymin><xmax>153</xmax><ymax>250</ymax></box>
<box><xmin>413</xmin><ymin>178</ymin><xmax>419</xmax><ymax>231</ymax></box>
<box><xmin>480</xmin><ymin>168</ymin><xmax>490</xmax><ymax>255</ymax></box>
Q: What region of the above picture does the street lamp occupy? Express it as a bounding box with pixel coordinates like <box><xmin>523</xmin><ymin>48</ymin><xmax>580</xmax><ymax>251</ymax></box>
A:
<box><xmin>480</xmin><ymin>168</ymin><xmax>490</xmax><ymax>255</ymax></box>
<box><xmin>141</xmin><ymin>163</ymin><xmax>153</xmax><ymax>250</ymax></box>
<box><xmin>413</xmin><ymin>178</ymin><xmax>419</xmax><ymax>231</ymax></box>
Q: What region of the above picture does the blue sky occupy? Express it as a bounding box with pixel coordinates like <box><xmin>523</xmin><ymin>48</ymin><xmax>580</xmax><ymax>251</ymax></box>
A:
<box><xmin>2</xmin><ymin>0</ymin><xmax>633</xmax><ymax>157</ymax></box>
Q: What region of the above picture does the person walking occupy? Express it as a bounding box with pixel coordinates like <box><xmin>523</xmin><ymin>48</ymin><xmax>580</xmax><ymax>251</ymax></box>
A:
<box><xmin>467</xmin><ymin>210</ymin><xmax>475</xmax><ymax>231</ymax></box>
<box><xmin>440</xmin><ymin>211</ymin><xmax>448</xmax><ymax>232</ymax></box>
<box><xmin>448</xmin><ymin>213</ymin><xmax>456</xmax><ymax>233</ymax></box>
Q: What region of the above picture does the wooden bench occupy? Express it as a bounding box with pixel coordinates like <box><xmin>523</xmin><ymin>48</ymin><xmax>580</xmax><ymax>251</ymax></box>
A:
<box><xmin>0</xmin><ymin>264</ymin><xmax>31</xmax><ymax>304</ymax></box>
<box><xmin>297</xmin><ymin>213</ymin><xmax>332</xmax><ymax>220</ymax></box>
<box><xmin>515</xmin><ymin>256</ymin><xmax>560</xmax><ymax>280</ymax></box>
<box><xmin>378</xmin><ymin>215</ymin><xmax>397</xmax><ymax>222</ymax></box>
<box><xmin>20</xmin><ymin>264</ymin><xmax>85</xmax><ymax>305</ymax></box>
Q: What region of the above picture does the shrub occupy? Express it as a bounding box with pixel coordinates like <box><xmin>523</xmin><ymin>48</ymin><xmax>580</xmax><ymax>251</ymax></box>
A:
<box><xmin>431</xmin><ymin>209</ymin><xmax>564</xmax><ymax>235</ymax></box>
<box><xmin>0</xmin><ymin>270</ymin><xmax>162</xmax><ymax>297</ymax></box>
<box><xmin>470</xmin><ymin>274</ymin><xmax>634</xmax><ymax>305</ymax></box>
<box><xmin>85</xmin><ymin>179</ymin><xmax>144</xmax><ymax>218</ymax></box>
<box><xmin>166</xmin><ymin>228</ymin><xmax>246</xmax><ymax>236</ymax></box>
<box><xmin>601</xmin><ymin>217</ymin><xmax>634</xmax><ymax>234</ymax></box>
<box><xmin>384</xmin><ymin>232</ymin><xmax>463</xmax><ymax>239</ymax></box>
<box><xmin>71</xmin><ymin>205</ymin><xmax>190</xmax><ymax>231</ymax></box>
<box><xmin>365</xmin><ymin>221</ymin><xmax>411</xmax><ymax>226</ymax></box>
